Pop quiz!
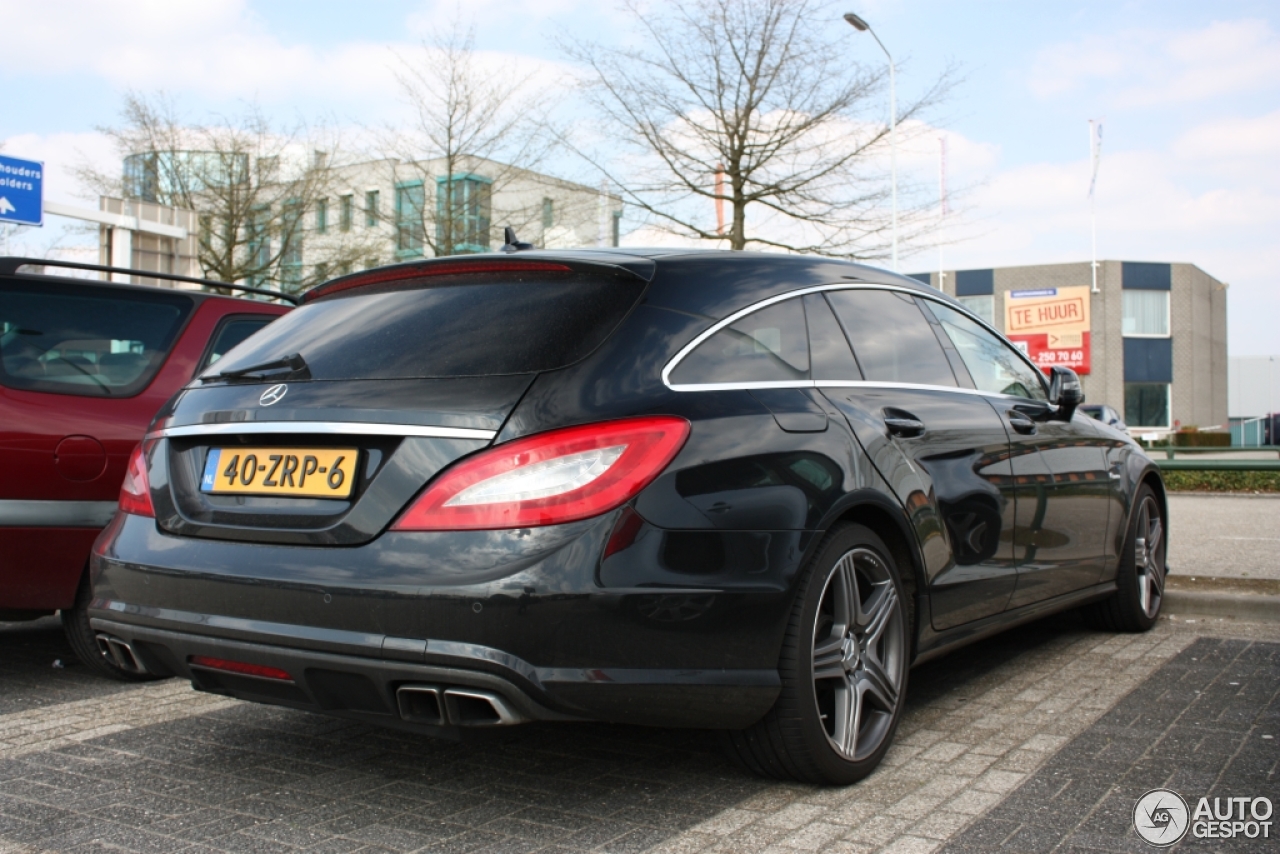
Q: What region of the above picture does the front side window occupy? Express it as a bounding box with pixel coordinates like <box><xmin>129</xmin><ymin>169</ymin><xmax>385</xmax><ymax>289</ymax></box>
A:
<box><xmin>826</xmin><ymin>289</ymin><xmax>957</xmax><ymax>387</ymax></box>
<box><xmin>1125</xmin><ymin>383</ymin><xmax>1169</xmax><ymax>427</ymax></box>
<box><xmin>669</xmin><ymin>298</ymin><xmax>809</xmax><ymax>387</ymax></box>
<box><xmin>928</xmin><ymin>301</ymin><xmax>1047</xmax><ymax>400</ymax></box>
<box><xmin>1122</xmin><ymin>290</ymin><xmax>1169</xmax><ymax>336</ymax></box>
<box><xmin>0</xmin><ymin>283</ymin><xmax>192</xmax><ymax>397</ymax></box>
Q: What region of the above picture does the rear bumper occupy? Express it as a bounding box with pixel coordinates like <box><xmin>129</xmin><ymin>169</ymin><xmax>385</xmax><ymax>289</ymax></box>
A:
<box><xmin>89</xmin><ymin>512</ymin><xmax>799</xmax><ymax>731</ymax></box>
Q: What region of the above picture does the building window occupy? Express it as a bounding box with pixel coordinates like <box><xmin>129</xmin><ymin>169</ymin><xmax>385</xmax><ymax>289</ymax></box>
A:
<box><xmin>1123</xmin><ymin>290</ymin><xmax>1169</xmax><ymax>336</ymax></box>
<box><xmin>365</xmin><ymin>190</ymin><xmax>380</xmax><ymax>227</ymax></box>
<box><xmin>337</xmin><ymin>261</ymin><xmax>352</xmax><ymax>277</ymax></box>
<box><xmin>395</xmin><ymin>182</ymin><xmax>426</xmax><ymax>257</ymax></box>
<box><xmin>280</xmin><ymin>199</ymin><xmax>304</xmax><ymax>291</ymax></box>
<box><xmin>246</xmin><ymin>205</ymin><xmax>271</xmax><ymax>286</ymax></box>
<box><xmin>340</xmin><ymin>195</ymin><xmax>352</xmax><ymax>232</ymax></box>
<box><xmin>542</xmin><ymin>197</ymin><xmax>554</xmax><ymax>230</ymax></box>
<box><xmin>957</xmin><ymin>295</ymin><xmax>995</xmax><ymax>327</ymax></box>
<box><xmin>436</xmin><ymin>174</ymin><xmax>492</xmax><ymax>254</ymax></box>
<box><xmin>1125</xmin><ymin>383</ymin><xmax>1170</xmax><ymax>428</ymax></box>
<box><xmin>316</xmin><ymin>262</ymin><xmax>329</xmax><ymax>282</ymax></box>
<box><xmin>315</xmin><ymin>198</ymin><xmax>328</xmax><ymax>234</ymax></box>
<box><xmin>612</xmin><ymin>210</ymin><xmax>622</xmax><ymax>247</ymax></box>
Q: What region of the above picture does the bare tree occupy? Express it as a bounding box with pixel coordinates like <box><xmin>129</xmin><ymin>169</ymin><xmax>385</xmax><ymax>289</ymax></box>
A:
<box><xmin>565</xmin><ymin>0</ymin><xmax>954</xmax><ymax>258</ymax></box>
<box><xmin>385</xmin><ymin>19</ymin><xmax>596</xmax><ymax>254</ymax></box>
<box><xmin>79</xmin><ymin>93</ymin><xmax>383</xmax><ymax>292</ymax></box>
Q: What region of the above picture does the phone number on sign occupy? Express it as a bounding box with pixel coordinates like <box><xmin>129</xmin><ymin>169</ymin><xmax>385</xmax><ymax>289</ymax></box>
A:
<box><xmin>1034</xmin><ymin>350</ymin><xmax>1085</xmax><ymax>365</ymax></box>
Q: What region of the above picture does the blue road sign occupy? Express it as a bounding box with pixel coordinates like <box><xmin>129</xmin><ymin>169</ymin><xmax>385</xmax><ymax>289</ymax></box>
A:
<box><xmin>0</xmin><ymin>155</ymin><xmax>44</xmax><ymax>226</ymax></box>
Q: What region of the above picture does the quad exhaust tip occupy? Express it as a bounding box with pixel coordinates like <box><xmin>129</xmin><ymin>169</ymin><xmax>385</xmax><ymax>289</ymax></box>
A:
<box><xmin>94</xmin><ymin>633</ymin><xmax>148</xmax><ymax>675</ymax></box>
<box><xmin>396</xmin><ymin>684</ymin><xmax>523</xmax><ymax>727</ymax></box>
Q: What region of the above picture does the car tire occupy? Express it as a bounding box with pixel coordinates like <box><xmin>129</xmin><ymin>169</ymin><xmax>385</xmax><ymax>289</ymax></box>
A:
<box><xmin>722</xmin><ymin>523</ymin><xmax>910</xmax><ymax>784</ymax></box>
<box><xmin>61</xmin><ymin>572</ymin><xmax>162</xmax><ymax>682</ymax></box>
<box><xmin>1084</xmin><ymin>484</ymin><xmax>1166</xmax><ymax>633</ymax></box>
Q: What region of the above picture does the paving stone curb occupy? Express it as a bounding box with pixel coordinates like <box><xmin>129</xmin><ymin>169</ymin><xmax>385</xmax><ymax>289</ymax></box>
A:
<box><xmin>1165</xmin><ymin>591</ymin><xmax>1280</xmax><ymax>623</ymax></box>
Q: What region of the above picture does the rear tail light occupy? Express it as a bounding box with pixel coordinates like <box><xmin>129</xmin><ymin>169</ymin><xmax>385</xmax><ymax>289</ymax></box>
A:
<box><xmin>188</xmin><ymin>655</ymin><xmax>293</xmax><ymax>681</ymax></box>
<box><xmin>392</xmin><ymin>417</ymin><xmax>690</xmax><ymax>531</ymax></box>
<box><xmin>118</xmin><ymin>443</ymin><xmax>154</xmax><ymax>518</ymax></box>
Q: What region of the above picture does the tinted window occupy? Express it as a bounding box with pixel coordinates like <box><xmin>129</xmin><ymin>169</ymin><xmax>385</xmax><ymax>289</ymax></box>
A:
<box><xmin>669</xmin><ymin>298</ymin><xmax>809</xmax><ymax>386</ymax></box>
<box><xmin>927</xmin><ymin>301</ymin><xmax>1047</xmax><ymax>400</ymax></box>
<box><xmin>0</xmin><ymin>282</ymin><xmax>192</xmax><ymax>397</ymax></box>
<box><xmin>200</xmin><ymin>316</ymin><xmax>276</xmax><ymax>372</ymax></box>
<box><xmin>826</xmin><ymin>289</ymin><xmax>956</xmax><ymax>386</ymax></box>
<box><xmin>805</xmin><ymin>294</ymin><xmax>861</xmax><ymax>381</ymax></box>
<box><xmin>205</xmin><ymin>272</ymin><xmax>644</xmax><ymax>381</ymax></box>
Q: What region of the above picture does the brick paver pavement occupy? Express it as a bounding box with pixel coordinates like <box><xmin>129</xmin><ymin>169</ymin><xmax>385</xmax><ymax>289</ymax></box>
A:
<box><xmin>1</xmin><ymin>613</ymin><xmax>1276</xmax><ymax>853</ymax></box>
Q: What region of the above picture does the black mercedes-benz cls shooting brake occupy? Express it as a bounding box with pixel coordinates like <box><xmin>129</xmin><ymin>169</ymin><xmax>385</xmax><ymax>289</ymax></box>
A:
<box><xmin>88</xmin><ymin>250</ymin><xmax>1168</xmax><ymax>784</ymax></box>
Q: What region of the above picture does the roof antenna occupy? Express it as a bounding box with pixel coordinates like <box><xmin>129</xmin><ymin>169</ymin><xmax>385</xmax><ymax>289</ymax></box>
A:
<box><xmin>502</xmin><ymin>226</ymin><xmax>534</xmax><ymax>252</ymax></box>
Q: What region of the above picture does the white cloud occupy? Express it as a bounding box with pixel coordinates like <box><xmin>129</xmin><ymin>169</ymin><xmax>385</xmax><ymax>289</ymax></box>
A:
<box><xmin>1028</xmin><ymin>18</ymin><xmax>1280</xmax><ymax>108</ymax></box>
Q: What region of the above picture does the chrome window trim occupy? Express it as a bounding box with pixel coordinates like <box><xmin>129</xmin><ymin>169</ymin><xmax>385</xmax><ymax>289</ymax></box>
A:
<box><xmin>0</xmin><ymin>499</ymin><xmax>119</xmax><ymax>528</ymax></box>
<box><xmin>148</xmin><ymin>422</ymin><xmax>496</xmax><ymax>441</ymax></box>
<box><xmin>661</xmin><ymin>282</ymin><xmax>1051</xmax><ymax>401</ymax></box>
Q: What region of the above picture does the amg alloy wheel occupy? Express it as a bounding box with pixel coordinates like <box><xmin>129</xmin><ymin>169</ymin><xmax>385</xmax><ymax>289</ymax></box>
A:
<box><xmin>723</xmin><ymin>524</ymin><xmax>909</xmax><ymax>784</ymax></box>
<box><xmin>1085</xmin><ymin>484</ymin><xmax>1166</xmax><ymax>633</ymax></box>
<box><xmin>811</xmin><ymin>546</ymin><xmax>905</xmax><ymax>763</ymax></box>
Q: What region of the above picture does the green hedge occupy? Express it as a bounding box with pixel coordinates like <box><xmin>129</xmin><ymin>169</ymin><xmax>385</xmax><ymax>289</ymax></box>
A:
<box><xmin>1163</xmin><ymin>470</ymin><xmax>1280</xmax><ymax>493</ymax></box>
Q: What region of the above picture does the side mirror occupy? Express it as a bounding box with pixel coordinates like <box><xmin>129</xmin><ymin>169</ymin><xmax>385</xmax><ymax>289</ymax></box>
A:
<box><xmin>1047</xmin><ymin>366</ymin><xmax>1084</xmax><ymax>421</ymax></box>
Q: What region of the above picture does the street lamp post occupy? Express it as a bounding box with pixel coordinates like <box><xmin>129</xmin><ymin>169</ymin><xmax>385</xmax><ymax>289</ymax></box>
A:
<box><xmin>844</xmin><ymin>12</ymin><xmax>897</xmax><ymax>270</ymax></box>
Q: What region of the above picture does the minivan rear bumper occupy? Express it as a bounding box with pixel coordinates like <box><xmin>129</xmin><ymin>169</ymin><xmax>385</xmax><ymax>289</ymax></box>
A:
<box><xmin>89</xmin><ymin>512</ymin><xmax>792</xmax><ymax>731</ymax></box>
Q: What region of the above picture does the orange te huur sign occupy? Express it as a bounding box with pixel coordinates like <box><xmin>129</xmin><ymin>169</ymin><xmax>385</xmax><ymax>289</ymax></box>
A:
<box><xmin>1004</xmin><ymin>286</ymin><xmax>1091</xmax><ymax>375</ymax></box>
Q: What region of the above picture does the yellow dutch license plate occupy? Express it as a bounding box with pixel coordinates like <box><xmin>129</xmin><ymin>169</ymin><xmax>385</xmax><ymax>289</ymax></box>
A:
<box><xmin>200</xmin><ymin>448</ymin><xmax>359</xmax><ymax>498</ymax></box>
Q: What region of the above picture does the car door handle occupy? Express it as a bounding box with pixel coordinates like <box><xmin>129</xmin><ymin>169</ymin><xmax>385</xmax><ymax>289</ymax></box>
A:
<box><xmin>884</xmin><ymin>416</ymin><xmax>926</xmax><ymax>438</ymax></box>
<box><xmin>1007</xmin><ymin>412</ymin><xmax>1037</xmax><ymax>435</ymax></box>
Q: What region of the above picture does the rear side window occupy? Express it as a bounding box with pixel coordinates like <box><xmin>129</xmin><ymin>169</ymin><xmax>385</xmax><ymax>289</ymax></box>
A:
<box><xmin>668</xmin><ymin>298</ymin><xmax>809</xmax><ymax>387</ymax></box>
<box><xmin>204</xmin><ymin>271</ymin><xmax>645</xmax><ymax>380</ymax></box>
<box><xmin>0</xmin><ymin>282</ymin><xmax>192</xmax><ymax>397</ymax></box>
<box><xmin>200</xmin><ymin>316</ymin><xmax>276</xmax><ymax>372</ymax></box>
<box><xmin>826</xmin><ymin>289</ymin><xmax>957</xmax><ymax>387</ymax></box>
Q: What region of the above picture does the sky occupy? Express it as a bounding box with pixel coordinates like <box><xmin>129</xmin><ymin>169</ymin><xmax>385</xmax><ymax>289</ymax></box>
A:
<box><xmin>1</xmin><ymin>0</ymin><xmax>1277</xmax><ymax>355</ymax></box>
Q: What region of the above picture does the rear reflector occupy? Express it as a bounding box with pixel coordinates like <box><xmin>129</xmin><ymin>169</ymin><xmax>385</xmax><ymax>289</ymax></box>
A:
<box><xmin>392</xmin><ymin>416</ymin><xmax>690</xmax><ymax>531</ymax></box>
<box><xmin>302</xmin><ymin>260</ymin><xmax>573</xmax><ymax>302</ymax></box>
<box><xmin>188</xmin><ymin>655</ymin><xmax>293</xmax><ymax>682</ymax></box>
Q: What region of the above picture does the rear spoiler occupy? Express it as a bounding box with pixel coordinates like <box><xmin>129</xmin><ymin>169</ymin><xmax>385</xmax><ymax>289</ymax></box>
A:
<box><xmin>0</xmin><ymin>257</ymin><xmax>300</xmax><ymax>305</ymax></box>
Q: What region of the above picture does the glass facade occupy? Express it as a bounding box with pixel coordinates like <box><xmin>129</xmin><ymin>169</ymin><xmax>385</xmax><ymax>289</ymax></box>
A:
<box><xmin>1125</xmin><ymin>383</ymin><xmax>1170</xmax><ymax>428</ymax></box>
<box><xmin>436</xmin><ymin>174</ymin><xmax>492</xmax><ymax>254</ymax></box>
<box><xmin>123</xmin><ymin>151</ymin><xmax>249</xmax><ymax>203</ymax></box>
<box><xmin>315</xmin><ymin>198</ymin><xmax>328</xmax><ymax>234</ymax></box>
<box><xmin>395</xmin><ymin>182</ymin><xmax>426</xmax><ymax>257</ymax></box>
<box><xmin>365</xmin><ymin>191</ymin><xmax>380</xmax><ymax>227</ymax></box>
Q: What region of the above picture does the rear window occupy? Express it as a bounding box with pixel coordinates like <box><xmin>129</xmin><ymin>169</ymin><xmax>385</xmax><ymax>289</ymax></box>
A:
<box><xmin>203</xmin><ymin>271</ymin><xmax>645</xmax><ymax>381</ymax></box>
<box><xmin>0</xmin><ymin>281</ymin><xmax>193</xmax><ymax>397</ymax></box>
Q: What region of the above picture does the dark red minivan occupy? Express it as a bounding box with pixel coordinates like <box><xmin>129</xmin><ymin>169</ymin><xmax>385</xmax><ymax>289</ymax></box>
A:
<box><xmin>0</xmin><ymin>258</ymin><xmax>292</xmax><ymax>677</ymax></box>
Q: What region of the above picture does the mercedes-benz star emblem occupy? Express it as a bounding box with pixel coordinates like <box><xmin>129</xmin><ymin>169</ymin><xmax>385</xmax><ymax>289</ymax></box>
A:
<box><xmin>259</xmin><ymin>383</ymin><xmax>288</xmax><ymax>406</ymax></box>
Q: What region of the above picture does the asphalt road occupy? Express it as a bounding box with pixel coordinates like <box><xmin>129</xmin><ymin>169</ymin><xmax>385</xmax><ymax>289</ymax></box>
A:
<box><xmin>1168</xmin><ymin>494</ymin><xmax>1280</xmax><ymax>581</ymax></box>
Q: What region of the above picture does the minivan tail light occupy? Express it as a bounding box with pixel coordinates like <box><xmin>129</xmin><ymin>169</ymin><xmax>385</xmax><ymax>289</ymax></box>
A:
<box><xmin>392</xmin><ymin>417</ymin><xmax>690</xmax><ymax>531</ymax></box>
<box><xmin>118</xmin><ymin>443</ymin><xmax>154</xmax><ymax>518</ymax></box>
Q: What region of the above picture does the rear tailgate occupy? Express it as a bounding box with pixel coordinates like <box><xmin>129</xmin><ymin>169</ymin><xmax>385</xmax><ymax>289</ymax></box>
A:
<box><xmin>152</xmin><ymin>376</ymin><xmax>529</xmax><ymax>544</ymax></box>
